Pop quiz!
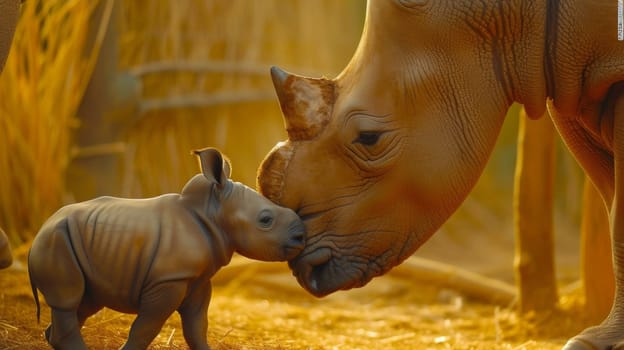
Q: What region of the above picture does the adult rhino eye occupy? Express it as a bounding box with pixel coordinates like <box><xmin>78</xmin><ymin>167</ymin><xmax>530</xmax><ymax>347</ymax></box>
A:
<box><xmin>353</xmin><ymin>131</ymin><xmax>382</xmax><ymax>146</ymax></box>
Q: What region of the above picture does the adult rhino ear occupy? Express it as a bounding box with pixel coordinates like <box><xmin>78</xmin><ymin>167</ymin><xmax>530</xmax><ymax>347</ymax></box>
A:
<box><xmin>270</xmin><ymin>66</ymin><xmax>335</xmax><ymax>141</ymax></box>
<box><xmin>193</xmin><ymin>147</ymin><xmax>231</xmax><ymax>188</ymax></box>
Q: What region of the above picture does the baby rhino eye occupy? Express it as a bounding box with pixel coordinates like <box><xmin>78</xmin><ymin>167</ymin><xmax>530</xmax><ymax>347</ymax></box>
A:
<box><xmin>257</xmin><ymin>210</ymin><xmax>274</xmax><ymax>229</ymax></box>
<box><xmin>353</xmin><ymin>131</ymin><xmax>382</xmax><ymax>146</ymax></box>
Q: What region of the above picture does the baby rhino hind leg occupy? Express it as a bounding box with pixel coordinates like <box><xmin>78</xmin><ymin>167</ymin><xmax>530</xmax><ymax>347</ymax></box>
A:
<box><xmin>29</xmin><ymin>228</ymin><xmax>88</xmax><ymax>349</ymax></box>
<box><xmin>46</xmin><ymin>309</ymin><xmax>89</xmax><ymax>350</ymax></box>
<box><xmin>45</xmin><ymin>299</ymin><xmax>102</xmax><ymax>349</ymax></box>
<box><xmin>121</xmin><ymin>281</ymin><xmax>188</xmax><ymax>350</ymax></box>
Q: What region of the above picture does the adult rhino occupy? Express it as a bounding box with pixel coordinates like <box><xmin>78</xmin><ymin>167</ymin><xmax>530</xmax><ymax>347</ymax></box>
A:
<box><xmin>257</xmin><ymin>1</ymin><xmax>624</xmax><ymax>349</ymax></box>
<box><xmin>0</xmin><ymin>0</ymin><xmax>19</xmax><ymax>73</ymax></box>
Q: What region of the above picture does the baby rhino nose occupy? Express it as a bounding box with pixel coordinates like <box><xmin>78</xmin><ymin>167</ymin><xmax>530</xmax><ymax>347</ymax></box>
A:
<box><xmin>287</xmin><ymin>219</ymin><xmax>306</xmax><ymax>249</ymax></box>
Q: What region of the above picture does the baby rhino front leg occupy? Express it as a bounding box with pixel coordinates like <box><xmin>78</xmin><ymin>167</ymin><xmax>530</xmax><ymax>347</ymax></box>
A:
<box><xmin>121</xmin><ymin>282</ymin><xmax>188</xmax><ymax>350</ymax></box>
<box><xmin>178</xmin><ymin>281</ymin><xmax>212</xmax><ymax>350</ymax></box>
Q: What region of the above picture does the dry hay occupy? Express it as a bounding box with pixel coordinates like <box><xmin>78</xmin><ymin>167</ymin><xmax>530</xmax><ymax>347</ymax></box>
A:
<box><xmin>0</xmin><ymin>0</ymin><xmax>111</xmax><ymax>243</ymax></box>
<box><xmin>0</xmin><ymin>252</ymin><xmax>590</xmax><ymax>350</ymax></box>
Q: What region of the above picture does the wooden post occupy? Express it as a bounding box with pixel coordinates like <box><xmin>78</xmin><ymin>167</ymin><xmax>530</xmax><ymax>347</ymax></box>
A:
<box><xmin>581</xmin><ymin>177</ymin><xmax>615</xmax><ymax>323</ymax></box>
<box><xmin>67</xmin><ymin>0</ymin><xmax>141</xmax><ymax>200</ymax></box>
<box><xmin>513</xmin><ymin>108</ymin><xmax>558</xmax><ymax>313</ymax></box>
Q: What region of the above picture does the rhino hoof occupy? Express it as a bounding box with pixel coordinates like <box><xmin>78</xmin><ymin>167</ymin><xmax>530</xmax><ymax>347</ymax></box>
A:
<box><xmin>44</xmin><ymin>325</ymin><xmax>51</xmax><ymax>342</ymax></box>
<box><xmin>561</xmin><ymin>338</ymin><xmax>603</xmax><ymax>350</ymax></box>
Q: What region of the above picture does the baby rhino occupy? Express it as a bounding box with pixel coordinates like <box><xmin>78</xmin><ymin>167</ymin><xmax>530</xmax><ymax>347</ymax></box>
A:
<box><xmin>28</xmin><ymin>148</ymin><xmax>305</xmax><ymax>350</ymax></box>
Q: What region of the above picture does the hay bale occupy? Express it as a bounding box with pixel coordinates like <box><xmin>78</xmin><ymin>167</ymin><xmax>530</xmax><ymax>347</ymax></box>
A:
<box><xmin>0</xmin><ymin>0</ymin><xmax>110</xmax><ymax>243</ymax></box>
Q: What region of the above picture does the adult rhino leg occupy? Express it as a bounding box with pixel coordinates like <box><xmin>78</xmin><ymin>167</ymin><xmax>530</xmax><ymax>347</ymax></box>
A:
<box><xmin>560</xmin><ymin>92</ymin><xmax>624</xmax><ymax>349</ymax></box>
<box><xmin>600</xmin><ymin>91</ymin><xmax>624</xmax><ymax>350</ymax></box>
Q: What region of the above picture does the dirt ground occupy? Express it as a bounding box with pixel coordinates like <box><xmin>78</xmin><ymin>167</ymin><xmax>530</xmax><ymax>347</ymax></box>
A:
<box><xmin>0</xmin><ymin>245</ymin><xmax>593</xmax><ymax>350</ymax></box>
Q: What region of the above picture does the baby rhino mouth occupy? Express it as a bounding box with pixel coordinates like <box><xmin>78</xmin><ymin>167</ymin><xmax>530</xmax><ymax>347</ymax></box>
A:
<box><xmin>288</xmin><ymin>246</ymin><xmax>375</xmax><ymax>297</ymax></box>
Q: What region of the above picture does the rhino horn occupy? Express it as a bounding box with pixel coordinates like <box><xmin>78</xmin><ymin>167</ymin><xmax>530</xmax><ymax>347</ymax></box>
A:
<box><xmin>270</xmin><ymin>66</ymin><xmax>290</xmax><ymax>104</ymax></box>
<box><xmin>270</xmin><ymin>66</ymin><xmax>335</xmax><ymax>140</ymax></box>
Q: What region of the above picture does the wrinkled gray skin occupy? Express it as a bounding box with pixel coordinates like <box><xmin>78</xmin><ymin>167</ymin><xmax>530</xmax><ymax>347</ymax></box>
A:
<box><xmin>0</xmin><ymin>227</ymin><xmax>12</xmax><ymax>268</ymax></box>
<box><xmin>29</xmin><ymin>148</ymin><xmax>305</xmax><ymax>350</ymax></box>
<box><xmin>257</xmin><ymin>1</ymin><xmax>624</xmax><ymax>349</ymax></box>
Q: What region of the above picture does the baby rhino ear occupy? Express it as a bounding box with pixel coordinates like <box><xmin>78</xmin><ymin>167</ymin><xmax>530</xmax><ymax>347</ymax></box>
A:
<box><xmin>193</xmin><ymin>147</ymin><xmax>232</xmax><ymax>187</ymax></box>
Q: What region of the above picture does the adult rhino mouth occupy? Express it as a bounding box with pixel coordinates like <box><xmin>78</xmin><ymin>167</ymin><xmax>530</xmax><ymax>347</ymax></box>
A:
<box><xmin>288</xmin><ymin>248</ymin><xmax>356</xmax><ymax>297</ymax></box>
<box><xmin>287</xmin><ymin>240</ymin><xmax>385</xmax><ymax>297</ymax></box>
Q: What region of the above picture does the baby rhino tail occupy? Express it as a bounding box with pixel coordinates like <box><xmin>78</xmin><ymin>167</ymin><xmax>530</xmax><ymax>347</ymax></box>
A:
<box><xmin>27</xmin><ymin>249</ymin><xmax>41</xmax><ymax>323</ymax></box>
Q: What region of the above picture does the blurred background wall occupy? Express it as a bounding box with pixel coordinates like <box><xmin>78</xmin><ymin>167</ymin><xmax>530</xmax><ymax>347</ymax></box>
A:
<box><xmin>0</xmin><ymin>0</ymin><xmax>584</xmax><ymax>285</ymax></box>
<box><xmin>118</xmin><ymin>0</ymin><xmax>366</xmax><ymax>197</ymax></box>
<box><xmin>0</xmin><ymin>0</ymin><xmax>365</xmax><ymax>244</ymax></box>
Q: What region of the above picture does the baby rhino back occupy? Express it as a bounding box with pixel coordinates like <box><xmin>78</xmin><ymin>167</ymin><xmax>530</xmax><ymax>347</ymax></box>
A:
<box><xmin>31</xmin><ymin>194</ymin><xmax>208</xmax><ymax>313</ymax></box>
